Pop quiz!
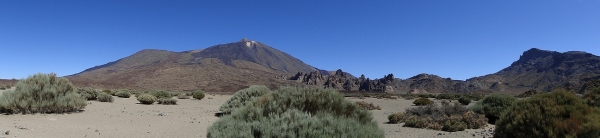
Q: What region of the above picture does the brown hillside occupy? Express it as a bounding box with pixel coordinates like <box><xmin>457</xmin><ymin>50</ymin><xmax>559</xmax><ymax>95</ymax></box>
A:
<box><xmin>67</xmin><ymin>39</ymin><xmax>313</xmax><ymax>92</ymax></box>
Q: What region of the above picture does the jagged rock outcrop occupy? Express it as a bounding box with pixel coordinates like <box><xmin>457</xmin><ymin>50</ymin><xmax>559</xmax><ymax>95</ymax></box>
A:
<box><xmin>293</xmin><ymin>48</ymin><xmax>600</xmax><ymax>94</ymax></box>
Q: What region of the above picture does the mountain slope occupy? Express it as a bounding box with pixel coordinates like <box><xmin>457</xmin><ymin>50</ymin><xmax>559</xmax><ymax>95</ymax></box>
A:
<box><xmin>67</xmin><ymin>39</ymin><xmax>316</xmax><ymax>92</ymax></box>
<box><xmin>291</xmin><ymin>48</ymin><xmax>600</xmax><ymax>94</ymax></box>
<box><xmin>469</xmin><ymin>48</ymin><xmax>600</xmax><ymax>93</ymax></box>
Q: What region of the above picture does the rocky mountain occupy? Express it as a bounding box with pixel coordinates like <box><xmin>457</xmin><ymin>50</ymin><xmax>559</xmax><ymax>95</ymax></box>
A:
<box><xmin>67</xmin><ymin>39</ymin><xmax>317</xmax><ymax>92</ymax></box>
<box><xmin>469</xmin><ymin>48</ymin><xmax>600</xmax><ymax>93</ymax></box>
<box><xmin>292</xmin><ymin>48</ymin><xmax>600</xmax><ymax>94</ymax></box>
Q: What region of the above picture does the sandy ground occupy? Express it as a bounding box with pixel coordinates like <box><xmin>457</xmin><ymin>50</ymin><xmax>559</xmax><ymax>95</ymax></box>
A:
<box><xmin>0</xmin><ymin>88</ymin><xmax>494</xmax><ymax>138</ymax></box>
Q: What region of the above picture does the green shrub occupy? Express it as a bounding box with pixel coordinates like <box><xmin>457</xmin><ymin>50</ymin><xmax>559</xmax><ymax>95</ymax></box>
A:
<box><xmin>584</xmin><ymin>88</ymin><xmax>600</xmax><ymax>107</ymax></box>
<box><xmin>516</xmin><ymin>89</ymin><xmax>539</xmax><ymax>98</ymax></box>
<box><xmin>157</xmin><ymin>98</ymin><xmax>177</xmax><ymax>105</ymax></box>
<box><xmin>102</xmin><ymin>89</ymin><xmax>114</xmax><ymax>95</ymax></box>
<box><xmin>467</xmin><ymin>94</ymin><xmax>485</xmax><ymax>101</ymax></box>
<box><xmin>494</xmin><ymin>89</ymin><xmax>600</xmax><ymax>138</ymax></box>
<box><xmin>219</xmin><ymin>85</ymin><xmax>270</xmax><ymax>114</ymax></box>
<box><xmin>115</xmin><ymin>90</ymin><xmax>131</xmax><ymax>98</ymax></box>
<box><xmin>207</xmin><ymin>87</ymin><xmax>384</xmax><ymax>138</ymax></box>
<box><xmin>403</xmin><ymin>94</ymin><xmax>417</xmax><ymax>100</ymax></box>
<box><xmin>177</xmin><ymin>94</ymin><xmax>189</xmax><ymax>99</ymax></box>
<box><xmin>0</xmin><ymin>73</ymin><xmax>86</xmax><ymax>114</ymax></box>
<box><xmin>78</xmin><ymin>87</ymin><xmax>99</xmax><ymax>101</ymax></box>
<box><xmin>137</xmin><ymin>94</ymin><xmax>157</xmax><ymax>105</ymax></box>
<box><xmin>436</xmin><ymin>93</ymin><xmax>455</xmax><ymax>100</ymax></box>
<box><xmin>413</xmin><ymin>97</ymin><xmax>434</xmax><ymax>106</ymax></box>
<box><xmin>389</xmin><ymin>104</ymin><xmax>487</xmax><ymax>132</ymax></box>
<box><xmin>458</xmin><ymin>96</ymin><xmax>471</xmax><ymax>105</ymax></box>
<box><xmin>97</xmin><ymin>93</ymin><xmax>114</xmax><ymax>102</ymax></box>
<box><xmin>442</xmin><ymin>120</ymin><xmax>467</xmax><ymax>132</ymax></box>
<box><xmin>470</xmin><ymin>94</ymin><xmax>516</xmax><ymax>123</ymax></box>
<box><xmin>149</xmin><ymin>90</ymin><xmax>172</xmax><ymax>99</ymax></box>
<box><xmin>192</xmin><ymin>90</ymin><xmax>205</xmax><ymax>100</ymax></box>
<box><xmin>388</xmin><ymin>112</ymin><xmax>405</xmax><ymax>124</ymax></box>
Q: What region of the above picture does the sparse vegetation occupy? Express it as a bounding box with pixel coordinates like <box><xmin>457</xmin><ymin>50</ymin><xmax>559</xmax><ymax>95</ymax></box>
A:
<box><xmin>441</xmin><ymin>99</ymin><xmax>450</xmax><ymax>106</ymax></box>
<box><xmin>516</xmin><ymin>89</ymin><xmax>539</xmax><ymax>98</ymax></box>
<box><xmin>413</xmin><ymin>97</ymin><xmax>434</xmax><ymax>106</ymax></box>
<box><xmin>583</xmin><ymin>88</ymin><xmax>600</xmax><ymax>107</ymax></box>
<box><xmin>97</xmin><ymin>93</ymin><xmax>114</xmax><ymax>102</ymax></box>
<box><xmin>0</xmin><ymin>73</ymin><xmax>87</xmax><ymax>114</ymax></box>
<box><xmin>192</xmin><ymin>90</ymin><xmax>205</xmax><ymax>100</ymax></box>
<box><xmin>149</xmin><ymin>90</ymin><xmax>172</xmax><ymax>99</ymax></box>
<box><xmin>470</xmin><ymin>94</ymin><xmax>516</xmax><ymax>123</ymax></box>
<box><xmin>355</xmin><ymin>101</ymin><xmax>381</xmax><ymax>110</ymax></box>
<box><xmin>436</xmin><ymin>93</ymin><xmax>455</xmax><ymax>100</ymax></box>
<box><xmin>157</xmin><ymin>98</ymin><xmax>177</xmax><ymax>105</ymax></box>
<box><xmin>219</xmin><ymin>85</ymin><xmax>270</xmax><ymax>114</ymax></box>
<box><xmin>402</xmin><ymin>94</ymin><xmax>417</xmax><ymax>100</ymax></box>
<box><xmin>457</xmin><ymin>96</ymin><xmax>471</xmax><ymax>105</ymax></box>
<box><xmin>137</xmin><ymin>94</ymin><xmax>157</xmax><ymax>105</ymax></box>
<box><xmin>207</xmin><ymin>87</ymin><xmax>384</xmax><ymax>137</ymax></box>
<box><xmin>78</xmin><ymin>87</ymin><xmax>99</xmax><ymax>101</ymax></box>
<box><xmin>177</xmin><ymin>94</ymin><xmax>189</xmax><ymax>99</ymax></box>
<box><xmin>494</xmin><ymin>89</ymin><xmax>600</xmax><ymax>138</ymax></box>
<box><xmin>102</xmin><ymin>89</ymin><xmax>114</xmax><ymax>95</ymax></box>
<box><xmin>388</xmin><ymin>112</ymin><xmax>405</xmax><ymax>124</ymax></box>
<box><xmin>115</xmin><ymin>90</ymin><xmax>131</xmax><ymax>98</ymax></box>
<box><xmin>389</xmin><ymin>104</ymin><xmax>487</xmax><ymax>132</ymax></box>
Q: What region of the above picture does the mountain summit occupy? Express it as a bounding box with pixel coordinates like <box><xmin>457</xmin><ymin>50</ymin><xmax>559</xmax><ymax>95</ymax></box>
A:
<box><xmin>67</xmin><ymin>39</ymin><xmax>317</xmax><ymax>92</ymax></box>
<box><xmin>192</xmin><ymin>38</ymin><xmax>316</xmax><ymax>73</ymax></box>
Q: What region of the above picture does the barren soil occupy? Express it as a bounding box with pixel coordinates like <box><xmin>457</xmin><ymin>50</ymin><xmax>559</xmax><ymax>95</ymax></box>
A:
<box><xmin>0</xmin><ymin>88</ymin><xmax>494</xmax><ymax>138</ymax></box>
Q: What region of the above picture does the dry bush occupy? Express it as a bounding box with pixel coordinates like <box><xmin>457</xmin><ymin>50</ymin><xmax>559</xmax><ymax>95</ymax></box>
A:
<box><xmin>388</xmin><ymin>104</ymin><xmax>487</xmax><ymax>132</ymax></box>
<box><xmin>207</xmin><ymin>87</ymin><xmax>384</xmax><ymax>137</ymax></box>
<box><xmin>157</xmin><ymin>98</ymin><xmax>177</xmax><ymax>105</ymax></box>
<box><xmin>97</xmin><ymin>93</ymin><xmax>114</xmax><ymax>102</ymax></box>
<box><xmin>355</xmin><ymin>101</ymin><xmax>381</xmax><ymax>110</ymax></box>
<box><xmin>413</xmin><ymin>98</ymin><xmax>434</xmax><ymax>106</ymax></box>
<box><xmin>494</xmin><ymin>89</ymin><xmax>600</xmax><ymax>138</ymax></box>
<box><xmin>137</xmin><ymin>94</ymin><xmax>157</xmax><ymax>105</ymax></box>
<box><xmin>0</xmin><ymin>73</ymin><xmax>86</xmax><ymax>114</ymax></box>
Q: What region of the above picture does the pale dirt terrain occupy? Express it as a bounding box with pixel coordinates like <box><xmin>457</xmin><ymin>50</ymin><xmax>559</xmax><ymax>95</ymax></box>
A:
<box><xmin>1</xmin><ymin>88</ymin><xmax>494</xmax><ymax>138</ymax></box>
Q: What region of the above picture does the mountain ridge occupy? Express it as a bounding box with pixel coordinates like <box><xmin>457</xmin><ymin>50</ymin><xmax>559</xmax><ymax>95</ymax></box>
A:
<box><xmin>66</xmin><ymin>41</ymin><xmax>600</xmax><ymax>94</ymax></box>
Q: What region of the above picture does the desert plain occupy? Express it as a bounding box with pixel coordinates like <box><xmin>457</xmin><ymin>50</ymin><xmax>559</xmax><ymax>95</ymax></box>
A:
<box><xmin>0</xmin><ymin>88</ymin><xmax>494</xmax><ymax>138</ymax></box>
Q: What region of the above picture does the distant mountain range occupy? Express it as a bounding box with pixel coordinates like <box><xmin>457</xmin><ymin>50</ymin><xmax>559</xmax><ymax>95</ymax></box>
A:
<box><xmin>65</xmin><ymin>39</ymin><xmax>600</xmax><ymax>93</ymax></box>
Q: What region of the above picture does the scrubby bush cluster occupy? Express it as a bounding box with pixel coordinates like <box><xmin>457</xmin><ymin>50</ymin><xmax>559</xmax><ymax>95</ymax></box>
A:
<box><xmin>77</xmin><ymin>87</ymin><xmax>99</xmax><ymax>100</ymax></box>
<box><xmin>583</xmin><ymin>88</ymin><xmax>600</xmax><ymax>107</ymax></box>
<box><xmin>355</xmin><ymin>101</ymin><xmax>381</xmax><ymax>110</ymax></box>
<box><xmin>115</xmin><ymin>90</ymin><xmax>131</xmax><ymax>98</ymax></box>
<box><xmin>457</xmin><ymin>96</ymin><xmax>471</xmax><ymax>105</ymax></box>
<box><xmin>192</xmin><ymin>90</ymin><xmax>205</xmax><ymax>100</ymax></box>
<box><xmin>494</xmin><ymin>89</ymin><xmax>600</xmax><ymax>138</ymax></box>
<box><xmin>0</xmin><ymin>84</ymin><xmax>10</xmax><ymax>90</ymax></box>
<box><xmin>207</xmin><ymin>86</ymin><xmax>384</xmax><ymax>137</ymax></box>
<box><xmin>97</xmin><ymin>93</ymin><xmax>114</xmax><ymax>102</ymax></box>
<box><xmin>413</xmin><ymin>97</ymin><xmax>434</xmax><ymax>106</ymax></box>
<box><xmin>516</xmin><ymin>89</ymin><xmax>540</xmax><ymax>98</ymax></box>
<box><xmin>137</xmin><ymin>94</ymin><xmax>157</xmax><ymax>105</ymax></box>
<box><xmin>402</xmin><ymin>94</ymin><xmax>417</xmax><ymax>100</ymax></box>
<box><xmin>0</xmin><ymin>73</ymin><xmax>87</xmax><ymax>114</ymax></box>
<box><xmin>157</xmin><ymin>98</ymin><xmax>177</xmax><ymax>105</ymax></box>
<box><xmin>470</xmin><ymin>94</ymin><xmax>516</xmax><ymax>123</ymax></box>
<box><xmin>388</xmin><ymin>104</ymin><xmax>487</xmax><ymax>132</ymax></box>
<box><xmin>436</xmin><ymin>93</ymin><xmax>455</xmax><ymax>100</ymax></box>
<box><xmin>219</xmin><ymin>85</ymin><xmax>271</xmax><ymax>114</ymax></box>
<box><xmin>177</xmin><ymin>94</ymin><xmax>189</xmax><ymax>99</ymax></box>
<box><xmin>149</xmin><ymin>90</ymin><xmax>172</xmax><ymax>99</ymax></box>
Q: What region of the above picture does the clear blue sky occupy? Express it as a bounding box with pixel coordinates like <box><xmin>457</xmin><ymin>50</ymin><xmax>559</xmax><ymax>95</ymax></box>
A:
<box><xmin>1</xmin><ymin>0</ymin><xmax>599</xmax><ymax>80</ymax></box>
